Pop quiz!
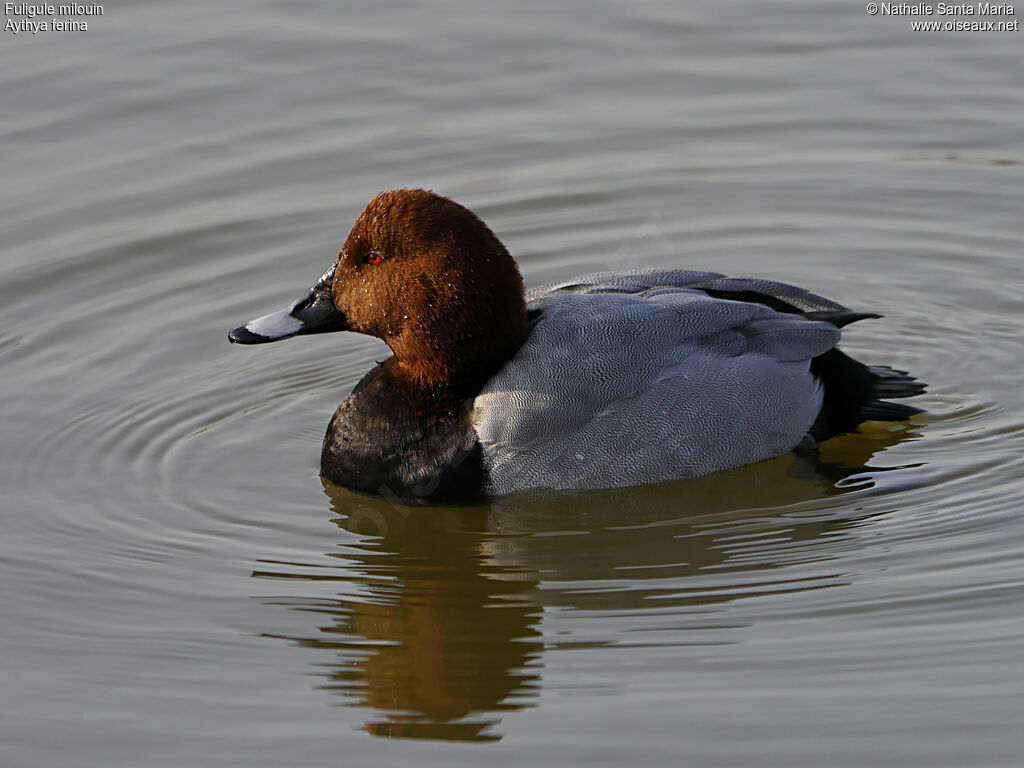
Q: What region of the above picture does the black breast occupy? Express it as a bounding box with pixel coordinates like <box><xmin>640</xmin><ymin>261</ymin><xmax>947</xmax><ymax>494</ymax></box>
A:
<box><xmin>320</xmin><ymin>365</ymin><xmax>485</xmax><ymax>504</ymax></box>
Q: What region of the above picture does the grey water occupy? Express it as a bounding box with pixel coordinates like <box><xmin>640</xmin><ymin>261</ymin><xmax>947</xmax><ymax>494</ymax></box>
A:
<box><xmin>2</xmin><ymin>1</ymin><xmax>1024</xmax><ymax>765</ymax></box>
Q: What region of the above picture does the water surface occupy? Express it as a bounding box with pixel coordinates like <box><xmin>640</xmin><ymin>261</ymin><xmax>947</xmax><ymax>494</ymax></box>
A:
<box><xmin>3</xmin><ymin>1</ymin><xmax>1024</xmax><ymax>766</ymax></box>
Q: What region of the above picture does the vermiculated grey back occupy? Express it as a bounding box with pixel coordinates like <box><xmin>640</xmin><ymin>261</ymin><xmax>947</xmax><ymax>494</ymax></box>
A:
<box><xmin>473</xmin><ymin>270</ymin><xmax>841</xmax><ymax>494</ymax></box>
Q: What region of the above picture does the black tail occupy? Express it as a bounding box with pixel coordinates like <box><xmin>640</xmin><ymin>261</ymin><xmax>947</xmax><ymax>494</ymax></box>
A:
<box><xmin>867</xmin><ymin>365</ymin><xmax>927</xmax><ymax>400</ymax></box>
<box><xmin>810</xmin><ymin>352</ymin><xmax>926</xmax><ymax>442</ymax></box>
<box><xmin>859</xmin><ymin>365</ymin><xmax>926</xmax><ymax>422</ymax></box>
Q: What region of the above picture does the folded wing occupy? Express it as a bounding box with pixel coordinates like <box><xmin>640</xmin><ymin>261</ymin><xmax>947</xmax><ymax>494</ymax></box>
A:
<box><xmin>475</xmin><ymin>270</ymin><xmax>843</xmax><ymax>494</ymax></box>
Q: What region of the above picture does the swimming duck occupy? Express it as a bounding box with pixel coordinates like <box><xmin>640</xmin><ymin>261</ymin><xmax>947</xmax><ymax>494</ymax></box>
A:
<box><xmin>229</xmin><ymin>189</ymin><xmax>924</xmax><ymax>502</ymax></box>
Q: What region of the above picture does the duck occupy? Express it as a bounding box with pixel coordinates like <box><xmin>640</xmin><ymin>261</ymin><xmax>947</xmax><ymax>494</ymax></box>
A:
<box><xmin>229</xmin><ymin>188</ymin><xmax>925</xmax><ymax>503</ymax></box>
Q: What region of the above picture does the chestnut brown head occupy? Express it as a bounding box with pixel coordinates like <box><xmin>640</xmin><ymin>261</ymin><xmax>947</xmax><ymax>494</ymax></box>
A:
<box><xmin>230</xmin><ymin>189</ymin><xmax>528</xmax><ymax>398</ymax></box>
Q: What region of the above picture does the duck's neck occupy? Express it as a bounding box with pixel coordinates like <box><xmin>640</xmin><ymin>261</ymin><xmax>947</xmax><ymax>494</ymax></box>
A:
<box><xmin>387</xmin><ymin>323</ymin><xmax>528</xmax><ymax>406</ymax></box>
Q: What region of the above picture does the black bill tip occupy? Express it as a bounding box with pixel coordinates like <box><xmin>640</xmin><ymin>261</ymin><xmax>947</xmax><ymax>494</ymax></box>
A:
<box><xmin>228</xmin><ymin>325</ymin><xmax>279</xmax><ymax>344</ymax></box>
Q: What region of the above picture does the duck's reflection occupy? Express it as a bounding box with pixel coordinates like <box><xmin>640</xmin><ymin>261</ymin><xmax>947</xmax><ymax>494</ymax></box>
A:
<box><xmin>258</xmin><ymin>503</ymin><xmax>541</xmax><ymax>741</ymax></box>
<box><xmin>254</xmin><ymin>423</ymin><xmax>920</xmax><ymax>741</ymax></box>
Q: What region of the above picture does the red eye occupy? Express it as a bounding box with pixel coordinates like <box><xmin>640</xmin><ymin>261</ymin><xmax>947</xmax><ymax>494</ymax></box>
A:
<box><xmin>366</xmin><ymin>252</ymin><xmax>383</xmax><ymax>265</ymax></box>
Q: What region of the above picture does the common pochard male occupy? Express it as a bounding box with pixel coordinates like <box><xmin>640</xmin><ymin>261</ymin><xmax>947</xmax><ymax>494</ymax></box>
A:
<box><xmin>229</xmin><ymin>189</ymin><xmax>924</xmax><ymax>502</ymax></box>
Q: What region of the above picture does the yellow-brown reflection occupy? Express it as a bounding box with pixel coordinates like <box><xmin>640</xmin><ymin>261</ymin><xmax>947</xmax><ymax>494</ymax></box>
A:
<box><xmin>256</xmin><ymin>421</ymin><xmax>919</xmax><ymax>741</ymax></box>
<box><xmin>336</xmin><ymin>510</ymin><xmax>540</xmax><ymax>741</ymax></box>
<box><xmin>258</xmin><ymin>500</ymin><xmax>542</xmax><ymax>742</ymax></box>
